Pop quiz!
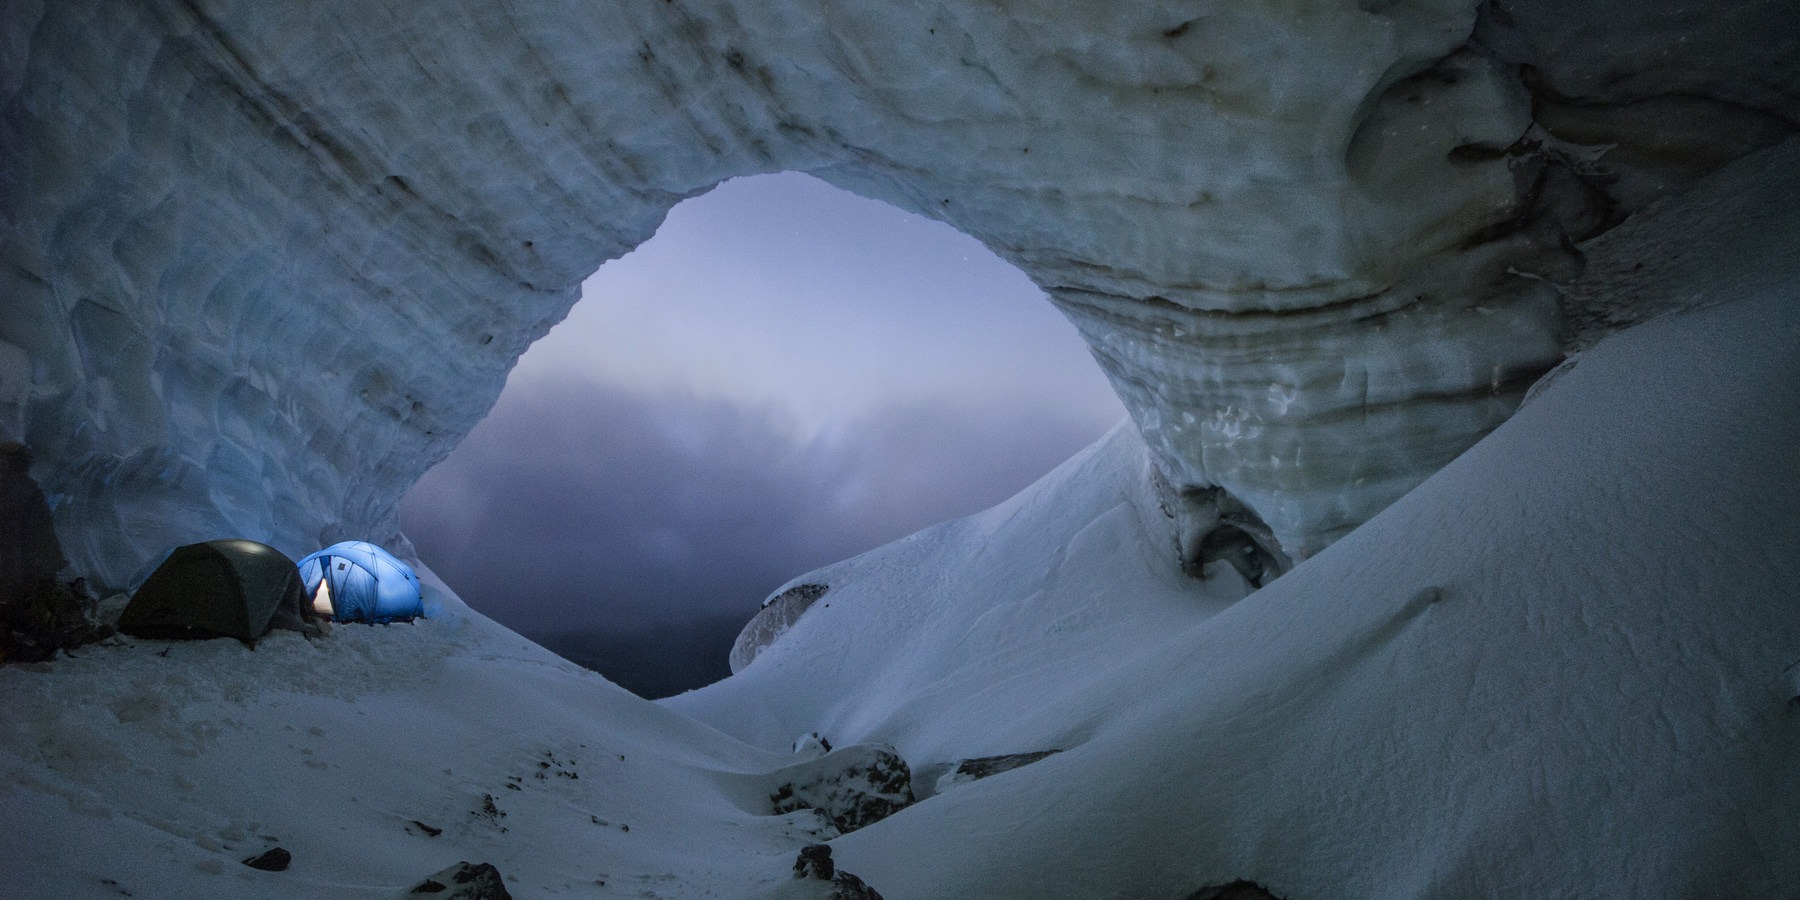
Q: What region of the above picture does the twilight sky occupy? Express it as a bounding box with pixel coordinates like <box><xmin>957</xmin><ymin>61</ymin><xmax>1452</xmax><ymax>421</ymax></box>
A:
<box><xmin>400</xmin><ymin>172</ymin><xmax>1124</xmax><ymax>696</ymax></box>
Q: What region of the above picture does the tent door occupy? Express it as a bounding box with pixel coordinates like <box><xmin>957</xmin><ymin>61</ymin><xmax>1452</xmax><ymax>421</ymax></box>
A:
<box><xmin>311</xmin><ymin>576</ymin><xmax>334</xmax><ymax>617</ymax></box>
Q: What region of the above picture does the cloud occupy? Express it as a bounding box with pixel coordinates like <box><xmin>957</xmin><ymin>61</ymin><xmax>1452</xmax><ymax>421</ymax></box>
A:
<box><xmin>400</xmin><ymin>378</ymin><xmax>1117</xmax><ymax>641</ymax></box>
<box><xmin>397</xmin><ymin>172</ymin><xmax>1130</xmax><ymax>696</ymax></box>
<box><xmin>527</xmin><ymin>172</ymin><xmax>1127</xmax><ymax>442</ymax></box>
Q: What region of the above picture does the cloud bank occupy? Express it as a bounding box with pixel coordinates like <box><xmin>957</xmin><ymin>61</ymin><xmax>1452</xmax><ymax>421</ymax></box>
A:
<box><xmin>401</xmin><ymin>376</ymin><xmax>1116</xmax><ymax>687</ymax></box>
<box><xmin>401</xmin><ymin>172</ymin><xmax>1126</xmax><ymax>695</ymax></box>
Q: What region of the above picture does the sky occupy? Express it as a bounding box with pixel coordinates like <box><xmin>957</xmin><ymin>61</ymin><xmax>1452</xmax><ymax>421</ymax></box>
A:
<box><xmin>399</xmin><ymin>172</ymin><xmax>1125</xmax><ymax>697</ymax></box>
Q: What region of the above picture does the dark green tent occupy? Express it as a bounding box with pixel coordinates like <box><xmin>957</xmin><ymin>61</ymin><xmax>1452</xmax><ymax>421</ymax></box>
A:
<box><xmin>118</xmin><ymin>540</ymin><xmax>309</xmax><ymax>646</ymax></box>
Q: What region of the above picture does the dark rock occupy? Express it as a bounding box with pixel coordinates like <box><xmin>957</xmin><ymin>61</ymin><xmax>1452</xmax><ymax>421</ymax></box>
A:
<box><xmin>829</xmin><ymin>870</ymin><xmax>884</xmax><ymax>900</ymax></box>
<box><xmin>0</xmin><ymin>444</ymin><xmax>67</xmax><ymax>617</ymax></box>
<box><xmin>950</xmin><ymin>750</ymin><xmax>1060</xmax><ymax>781</ymax></box>
<box><xmin>767</xmin><ymin>744</ymin><xmax>915</xmax><ymax>834</ymax></box>
<box><xmin>470</xmin><ymin>793</ymin><xmax>507</xmax><ymax>831</ymax></box>
<box><xmin>774</xmin><ymin>583</ymin><xmax>828</xmax><ymax>606</ymax></box>
<box><xmin>1</xmin><ymin>448</ymin><xmax>109</xmax><ymax>662</ymax></box>
<box><xmin>792</xmin><ymin>845</ymin><xmax>885</xmax><ymax>900</ymax></box>
<box><xmin>407</xmin><ymin>862</ymin><xmax>511</xmax><ymax>899</ymax></box>
<box><xmin>794</xmin><ymin>844</ymin><xmax>835</xmax><ymax>880</ymax></box>
<box><xmin>1</xmin><ymin>576</ymin><xmax>110</xmax><ymax>663</ymax></box>
<box><xmin>928</xmin><ymin>749</ymin><xmax>1063</xmax><ymax>795</ymax></box>
<box><xmin>792</xmin><ymin>731</ymin><xmax>832</xmax><ymax>755</ymax></box>
<box><xmin>1183</xmin><ymin>879</ymin><xmax>1286</xmax><ymax>900</ymax></box>
<box><xmin>408</xmin><ymin>819</ymin><xmax>443</xmax><ymax>837</ymax></box>
<box><xmin>1159</xmin><ymin>480</ymin><xmax>1290</xmax><ymax>587</ymax></box>
<box><xmin>241</xmin><ymin>846</ymin><xmax>291</xmax><ymax>871</ymax></box>
<box><xmin>731</xmin><ymin>583</ymin><xmax>831</xmax><ymax>672</ymax></box>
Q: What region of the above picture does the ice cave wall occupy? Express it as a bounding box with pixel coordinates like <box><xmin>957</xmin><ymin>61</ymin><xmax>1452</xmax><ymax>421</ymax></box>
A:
<box><xmin>3</xmin><ymin>0</ymin><xmax>1795</xmax><ymax>591</ymax></box>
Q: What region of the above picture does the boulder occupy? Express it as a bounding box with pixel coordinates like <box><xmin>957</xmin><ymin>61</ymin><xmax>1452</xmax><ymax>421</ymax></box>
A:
<box><xmin>933</xmin><ymin>750</ymin><xmax>1061</xmax><ymax>794</ymax></box>
<box><xmin>791</xmin><ymin>844</ymin><xmax>885</xmax><ymax>900</ymax></box>
<box><xmin>406</xmin><ymin>861</ymin><xmax>511</xmax><ymax>899</ymax></box>
<box><xmin>1184</xmin><ymin>880</ymin><xmax>1285</xmax><ymax>900</ymax></box>
<box><xmin>240</xmin><ymin>847</ymin><xmax>291</xmax><ymax>872</ymax></box>
<box><xmin>767</xmin><ymin>744</ymin><xmax>914</xmax><ymax>834</ymax></box>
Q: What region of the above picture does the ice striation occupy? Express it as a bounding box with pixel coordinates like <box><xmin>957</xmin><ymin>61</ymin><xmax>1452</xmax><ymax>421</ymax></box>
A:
<box><xmin>6</xmin><ymin>1</ymin><xmax>1796</xmax><ymax>589</ymax></box>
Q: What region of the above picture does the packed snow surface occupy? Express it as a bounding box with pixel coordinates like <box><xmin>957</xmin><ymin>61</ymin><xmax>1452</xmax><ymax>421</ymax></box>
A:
<box><xmin>6</xmin><ymin>264</ymin><xmax>1795</xmax><ymax>897</ymax></box>
<box><xmin>0</xmin><ymin>574</ymin><xmax>842</xmax><ymax>898</ymax></box>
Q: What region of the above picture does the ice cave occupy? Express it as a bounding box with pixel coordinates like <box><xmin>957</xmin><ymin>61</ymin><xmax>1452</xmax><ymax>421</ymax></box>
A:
<box><xmin>2</xmin><ymin>1</ymin><xmax>1797</xmax><ymax>898</ymax></box>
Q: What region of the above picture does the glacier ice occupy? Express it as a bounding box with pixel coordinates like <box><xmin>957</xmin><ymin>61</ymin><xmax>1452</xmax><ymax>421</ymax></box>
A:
<box><xmin>7</xmin><ymin>1</ymin><xmax>1796</xmax><ymax>588</ymax></box>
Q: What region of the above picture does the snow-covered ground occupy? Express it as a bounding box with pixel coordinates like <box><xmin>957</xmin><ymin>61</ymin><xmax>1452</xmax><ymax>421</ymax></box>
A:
<box><xmin>0</xmin><ymin>576</ymin><xmax>853</xmax><ymax>897</ymax></box>
<box><xmin>5</xmin><ymin>157</ymin><xmax>1797</xmax><ymax>898</ymax></box>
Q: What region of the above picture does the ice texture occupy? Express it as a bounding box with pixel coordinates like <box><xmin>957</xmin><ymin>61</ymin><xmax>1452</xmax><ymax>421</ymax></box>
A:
<box><xmin>6</xmin><ymin>1</ymin><xmax>1795</xmax><ymax>586</ymax></box>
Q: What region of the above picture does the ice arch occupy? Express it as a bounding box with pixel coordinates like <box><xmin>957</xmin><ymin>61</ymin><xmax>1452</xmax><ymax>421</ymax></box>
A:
<box><xmin>4</xmin><ymin>1</ymin><xmax>1794</xmax><ymax>590</ymax></box>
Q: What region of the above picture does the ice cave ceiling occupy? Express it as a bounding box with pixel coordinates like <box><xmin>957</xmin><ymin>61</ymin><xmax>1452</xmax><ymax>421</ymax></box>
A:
<box><xmin>3</xmin><ymin>0</ymin><xmax>1796</xmax><ymax>591</ymax></box>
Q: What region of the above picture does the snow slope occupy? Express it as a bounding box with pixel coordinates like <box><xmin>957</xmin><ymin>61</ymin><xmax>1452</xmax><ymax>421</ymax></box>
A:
<box><xmin>672</xmin><ymin>191</ymin><xmax>1800</xmax><ymax>893</ymax></box>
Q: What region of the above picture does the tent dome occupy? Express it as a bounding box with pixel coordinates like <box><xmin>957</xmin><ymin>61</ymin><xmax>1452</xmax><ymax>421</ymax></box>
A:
<box><xmin>119</xmin><ymin>540</ymin><xmax>309</xmax><ymax>645</ymax></box>
<box><xmin>298</xmin><ymin>541</ymin><xmax>423</xmax><ymax>624</ymax></box>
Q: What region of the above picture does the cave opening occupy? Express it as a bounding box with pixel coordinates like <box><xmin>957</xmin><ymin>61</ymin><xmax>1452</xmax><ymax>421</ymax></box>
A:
<box><xmin>400</xmin><ymin>172</ymin><xmax>1125</xmax><ymax>698</ymax></box>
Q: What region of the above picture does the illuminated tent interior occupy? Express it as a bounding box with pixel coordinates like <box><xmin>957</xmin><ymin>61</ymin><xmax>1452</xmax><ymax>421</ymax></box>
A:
<box><xmin>297</xmin><ymin>541</ymin><xmax>424</xmax><ymax>624</ymax></box>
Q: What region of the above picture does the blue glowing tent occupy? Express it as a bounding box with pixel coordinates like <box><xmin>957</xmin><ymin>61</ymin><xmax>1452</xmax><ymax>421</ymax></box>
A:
<box><xmin>298</xmin><ymin>541</ymin><xmax>423</xmax><ymax>624</ymax></box>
